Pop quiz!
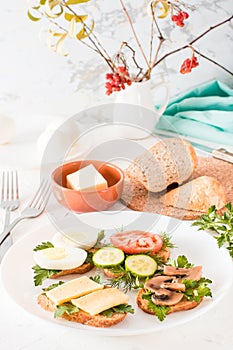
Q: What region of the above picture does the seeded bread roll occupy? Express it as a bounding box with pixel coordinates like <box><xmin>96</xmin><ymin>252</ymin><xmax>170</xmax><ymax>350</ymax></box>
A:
<box><xmin>164</xmin><ymin>175</ymin><xmax>226</xmax><ymax>212</ymax></box>
<box><xmin>126</xmin><ymin>138</ymin><xmax>197</xmax><ymax>193</ymax></box>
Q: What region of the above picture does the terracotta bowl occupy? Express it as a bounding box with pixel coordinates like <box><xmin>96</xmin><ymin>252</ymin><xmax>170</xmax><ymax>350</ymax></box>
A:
<box><xmin>51</xmin><ymin>160</ymin><xmax>125</xmax><ymax>212</ymax></box>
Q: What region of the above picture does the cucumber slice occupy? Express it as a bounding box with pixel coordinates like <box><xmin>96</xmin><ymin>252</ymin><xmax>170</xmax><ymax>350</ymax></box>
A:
<box><xmin>93</xmin><ymin>247</ymin><xmax>125</xmax><ymax>268</ymax></box>
<box><xmin>125</xmin><ymin>254</ymin><xmax>157</xmax><ymax>277</ymax></box>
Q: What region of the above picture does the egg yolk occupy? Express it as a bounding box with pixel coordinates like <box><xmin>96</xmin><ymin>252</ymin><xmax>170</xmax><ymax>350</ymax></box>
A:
<box><xmin>43</xmin><ymin>247</ymin><xmax>68</xmax><ymax>260</ymax></box>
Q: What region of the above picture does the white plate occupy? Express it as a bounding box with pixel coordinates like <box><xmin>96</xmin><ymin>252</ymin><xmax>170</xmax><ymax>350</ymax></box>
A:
<box><xmin>1</xmin><ymin>211</ymin><xmax>233</xmax><ymax>336</ymax></box>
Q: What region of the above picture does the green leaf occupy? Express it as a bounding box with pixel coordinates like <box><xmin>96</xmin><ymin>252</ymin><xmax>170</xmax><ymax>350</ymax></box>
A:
<box><xmin>66</xmin><ymin>0</ymin><xmax>90</xmax><ymax>5</ymax></box>
<box><xmin>89</xmin><ymin>275</ymin><xmax>102</xmax><ymax>284</ymax></box>
<box><xmin>32</xmin><ymin>264</ymin><xmax>61</xmax><ymax>286</ymax></box>
<box><xmin>54</xmin><ymin>302</ymin><xmax>79</xmax><ymax>318</ymax></box>
<box><xmin>64</xmin><ymin>13</ymin><xmax>88</xmax><ymax>22</ymax></box>
<box><xmin>33</xmin><ymin>241</ymin><xmax>54</xmax><ymax>251</ymax></box>
<box><xmin>84</xmin><ymin>251</ymin><xmax>93</xmax><ymax>264</ymax></box>
<box><xmin>42</xmin><ymin>281</ymin><xmax>65</xmax><ymax>293</ymax></box>
<box><xmin>27</xmin><ymin>10</ymin><xmax>41</xmax><ymax>22</ymax></box>
<box><xmin>182</xmin><ymin>277</ymin><xmax>212</xmax><ymax>302</ymax></box>
<box><xmin>192</xmin><ymin>203</ymin><xmax>233</xmax><ymax>258</ymax></box>
<box><xmin>142</xmin><ymin>293</ymin><xmax>170</xmax><ymax>321</ymax></box>
<box><xmin>100</xmin><ymin>304</ymin><xmax>134</xmax><ymax>317</ymax></box>
<box><xmin>171</xmin><ymin>255</ymin><xmax>193</xmax><ymax>268</ymax></box>
<box><xmin>94</xmin><ymin>229</ymin><xmax>105</xmax><ymax>248</ymax></box>
<box><xmin>161</xmin><ymin>231</ymin><xmax>176</xmax><ymax>249</ymax></box>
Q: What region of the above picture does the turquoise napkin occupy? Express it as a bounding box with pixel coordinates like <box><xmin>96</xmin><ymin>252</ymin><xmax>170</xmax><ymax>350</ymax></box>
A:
<box><xmin>154</xmin><ymin>80</ymin><xmax>233</xmax><ymax>147</ymax></box>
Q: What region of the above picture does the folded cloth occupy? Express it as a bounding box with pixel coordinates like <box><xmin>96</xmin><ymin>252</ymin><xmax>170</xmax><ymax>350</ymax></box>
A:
<box><xmin>154</xmin><ymin>80</ymin><xmax>233</xmax><ymax>147</ymax></box>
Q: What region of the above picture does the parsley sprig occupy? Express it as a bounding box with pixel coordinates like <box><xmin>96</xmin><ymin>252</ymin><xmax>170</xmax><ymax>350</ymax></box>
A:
<box><xmin>192</xmin><ymin>203</ymin><xmax>233</xmax><ymax>258</ymax></box>
<box><xmin>32</xmin><ymin>265</ymin><xmax>61</xmax><ymax>286</ymax></box>
<box><xmin>169</xmin><ymin>255</ymin><xmax>194</xmax><ymax>268</ymax></box>
<box><xmin>142</xmin><ymin>292</ymin><xmax>170</xmax><ymax>321</ymax></box>
<box><xmin>100</xmin><ymin>304</ymin><xmax>134</xmax><ymax>317</ymax></box>
<box><xmin>33</xmin><ymin>241</ymin><xmax>54</xmax><ymax>251</ymax></box>
<box><xmin>54</xmin><ymin>302</ymin><xmax>79</xmax><ymax>318</ymax></box>
<box><xmin>182</xmin><ymin>277</ymin><xmax>212</xmax><ymax>302</ymax></box>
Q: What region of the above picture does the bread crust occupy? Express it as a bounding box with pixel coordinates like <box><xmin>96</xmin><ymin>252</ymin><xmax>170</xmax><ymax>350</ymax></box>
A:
<box><xmin>50</xmin><ymin>262</ymin><xmax>94</xmax><ymax>279</ymax></box>
<box><xmin>126</xmin><ymin>138</ymin><xmax>197</xmax><ymax>193</ymax></box>
<box><xmin>38</xmin><ymin>294</ymin><xmax>127</xmax><ymax>328</ymax></box>
<box><xmin>164</xmin><ymin>175</ymin><xmax>226</xmax><ymax>212</ymax></box>
<box><xmin>136</xmin><ymin>289</ymin><xmax>201</xmax><ymax>315</ymax></box>
<box><xmin>121</xmin><ymin>155</ymin><xmax>232</xmax><ymax>220</ymax></box>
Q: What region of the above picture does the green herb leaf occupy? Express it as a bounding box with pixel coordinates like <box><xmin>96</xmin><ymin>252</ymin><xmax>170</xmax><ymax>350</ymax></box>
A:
<box><xmin>100</xmin><ymin>304</ymin><xmax>134</xmax><ymax>317</ymax></box>
<box><xmin>93</xmin><ymin>230</ymin><xmax>106</xmax><ymax>248</ymax></box>
<box><xmin>42</xmin><ymin>281</ymin><xmax>65</xmax><ymax>293</ymax></box>
<box><xmin>32</xmin><ymin>265</ymin><xmax>61</xmax><ymax>286</ymax></box>
<box><xmin>33</xmin><ymin>241</ymin><xmax>54</xmax><ymax>251</ymax></box>
<box><xmin>170</xmin><ymin>255</ymin><xmax>194</xmax><ymax>268</ymax></box>
<box><xmin>192</xmin><ymin>203</ymin><xmax>233</xmax><ymax>258</ymax></box>
<box><xmin>84</xmin><ymin>251</ymin><xmax>93</xmax><ymax>264</ymax></box>
<box><xmin>161</xmin><ymin>232</ymin><xmax>176</xmax><ymax>249</ymax></box>
<box><xmin>89</xmin><ymin>275</ymin><xmax>102</xmax><ymax>284</ymax></box>
<box><xmin>54</xmin><ymin>302</ymin><xmax>79</xmax><ymax>318</ymax></box>
<box><xmin>182</xmin><ymin>277</ymin><xmax>212</xmax><ymax>302</ymax></box>
<box><xmin>142</xmin><ymin>293</ymin><xmax>170</xmax><ymax>321</ymax></box>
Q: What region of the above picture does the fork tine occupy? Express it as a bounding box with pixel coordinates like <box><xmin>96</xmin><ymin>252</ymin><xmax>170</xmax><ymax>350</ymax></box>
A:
<box><xmin>29</xmin><ymin>179</ymin><xmax>50</xmax><ymax>209</ymax></box>
<box><xmin>15</xmin><ymin>171</ymin><xmax>19</xmax><ymax>200</ymax></box>
<box><xmin>6</xmin><ymin>171</ymin><xmax>9</xmax><ymax>201</ymax></box>
<box><xmin>1</xmin><ymin>171</ymin><xmax>5</xmax><ymax>201</ymax></box>
<box><xmin>37</xmin><ymin>182</ymin><xmax>51</xmax><ymax>210</ymax></box>
<box><xmin>28</xmin><ymin>179</ymin><xmax>46</xmax><ymax>207</ymax></box>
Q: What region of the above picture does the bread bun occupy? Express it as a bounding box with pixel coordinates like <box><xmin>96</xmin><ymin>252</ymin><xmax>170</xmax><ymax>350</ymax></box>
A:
<box><xmin>164</xmin><ymin>175</ymin><xmax>226</xmax><ymax>212</ymax></box>
<box><xmin>126</xmin><ymin>138</ymin><xmax>197</xmax><ymax>193</ymax></box>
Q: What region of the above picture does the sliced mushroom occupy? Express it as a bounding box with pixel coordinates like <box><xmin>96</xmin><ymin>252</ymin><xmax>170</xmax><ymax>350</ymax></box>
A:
<box><xmin>151</xmin><ymin>290</ymin><xmax>183</xmax><ymax>306</ymax></box>
<box><xmin>162</xmin><ymin>281</ymin><xmax>186</xmax><ymax>292</ymax></box>
<box><xmin>144</xmin><ymin>275</ymin><xmax>185</xmax><ymax>306</ymax></box>
<box><xmin>163</xmin><ymin>265</ymin><xmax>202</xmax><ymax>281</ymax></box>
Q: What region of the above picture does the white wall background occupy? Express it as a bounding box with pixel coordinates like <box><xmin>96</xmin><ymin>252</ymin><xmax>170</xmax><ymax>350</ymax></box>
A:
<box><xmin>0</xmin><ymin>0</ymin><xmax>232</xmax><ymax>136</ymax></box>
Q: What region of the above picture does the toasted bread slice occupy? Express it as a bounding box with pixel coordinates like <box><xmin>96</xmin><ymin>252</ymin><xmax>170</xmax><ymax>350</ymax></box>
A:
<box><xmin>136</xmin><ymin>289</ymin><xmax>201</xmax><ymax>315</ymax></box>
<box><xmin>38</xmin><ymin>294</ymin><xmax>127</xmax><ymax>328</ymax></box>
<box><xmin>50</xmin><ymin>262</ymin><xmax>94</xmax><ymax>279</ymax></box>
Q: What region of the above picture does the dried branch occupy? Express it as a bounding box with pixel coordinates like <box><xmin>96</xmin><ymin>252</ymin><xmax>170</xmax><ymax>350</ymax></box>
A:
<box><xmin>149</xmin><ymin>15</ymin><xmax>233</xmax><ymax>75</ymax></box>
<box><xmin>119</xmin><ymin>0</ymin><xmax>150</xmax><ymax>70</ymax></box>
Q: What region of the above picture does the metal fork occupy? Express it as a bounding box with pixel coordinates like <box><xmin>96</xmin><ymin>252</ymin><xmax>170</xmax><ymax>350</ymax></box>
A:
<box><xmin>0</xmin><ymin>179</ymin><xmax>51</xmax><ymax>245</ymax></box>
<box><xmin>0</xmin><ymin>170</ymin><xmax>19</xmax><ymax>229</ymax></box>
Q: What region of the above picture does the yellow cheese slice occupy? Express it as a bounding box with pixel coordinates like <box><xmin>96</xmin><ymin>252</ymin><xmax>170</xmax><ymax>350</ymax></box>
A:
<box><xmin>66</xmin><ymin>164</ymin><xmax>108</xmax><ymax>191</ymax></box>
<box><xmin>71</xmin><ymin>288</ymin><xmax>129</xmax><ymax>316</ymax></box>
<box><xmin>46</xmin><ymin>276</ymin><xmax>104</xmax><ymax>305</ymax></box>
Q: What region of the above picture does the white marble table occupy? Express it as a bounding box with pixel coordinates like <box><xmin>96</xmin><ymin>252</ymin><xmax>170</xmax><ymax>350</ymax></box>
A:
<box><xmin>0</xmin><ymin>123</ymin><xmax>233</xmax><ymax>350</ymax></box>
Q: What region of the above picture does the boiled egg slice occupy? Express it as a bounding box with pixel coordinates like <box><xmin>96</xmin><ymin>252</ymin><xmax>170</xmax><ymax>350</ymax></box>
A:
<box><xmin>52</xmin><ymin>231</ymin><xmax>97</xmax><ymax>250</ymax></box>
<box><xmin>33</xmin><ymin>246</ymin><xmax>87</xmax><ymax>270</ymax></box>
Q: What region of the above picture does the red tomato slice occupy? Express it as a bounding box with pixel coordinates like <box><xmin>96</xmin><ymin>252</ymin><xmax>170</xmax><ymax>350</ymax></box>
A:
<box><xmin>110</xmin><ymin>230</ymin><xmax>163</xmax><ymax>254</ymax></box>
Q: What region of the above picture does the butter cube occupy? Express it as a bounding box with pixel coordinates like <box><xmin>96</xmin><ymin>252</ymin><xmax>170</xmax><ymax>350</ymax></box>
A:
<box><xmin>66</xmin><ymin>164</ymin><xmax>108</xmax><ymax>191</ymax></box>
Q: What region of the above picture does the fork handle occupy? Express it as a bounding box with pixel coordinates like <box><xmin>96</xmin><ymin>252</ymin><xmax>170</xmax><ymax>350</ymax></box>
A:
<box><xmin>0</xmin><ymin>216</ymin><xmax>26</xmax><ymax>245</ymax></box>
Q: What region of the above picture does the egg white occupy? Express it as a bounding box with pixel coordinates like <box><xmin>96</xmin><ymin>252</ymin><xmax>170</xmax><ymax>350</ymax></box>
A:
<box><xmin>52</xmin><ymin>231</ymin><xmax>97</xmax><ymax>250</ymax></box>
<box><xmin>33</xmin><ymin>246</ymin><xmax>87</xmax><ymax>270</ymax></box>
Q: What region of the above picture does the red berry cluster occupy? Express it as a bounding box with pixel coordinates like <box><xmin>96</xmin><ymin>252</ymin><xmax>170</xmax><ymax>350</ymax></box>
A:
<box><xmin>171</xmin><ymin>11</ymin><xmax>189</xmax><ymax>27</ymax></box>
<box><xmin>180</xmin><ymin>55</ymin><xmax>199</xmax><ymax>74</ymax></box>
<box><xmin>105</xmin><ymin>66</ymin><xmax>132</xmax><ymax>95</ymax></box>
